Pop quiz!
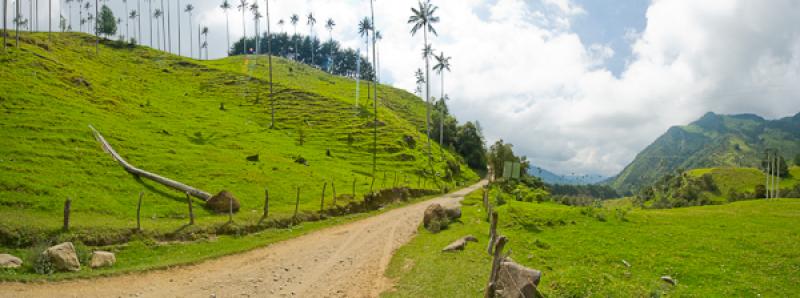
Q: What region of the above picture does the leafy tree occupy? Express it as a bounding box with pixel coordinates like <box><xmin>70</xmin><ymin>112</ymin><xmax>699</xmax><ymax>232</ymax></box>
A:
<box><xmin>98</xmin><ymin>5</ymin><xmax>117</xmax><ymax>38</ymax></box>
<box><xmin>358</xmin><ymin>17</ymin><xmax>372</xmax><ymax>99</ymax></box>
<box><xmin>324</xmin><ymin>18</ymin><xmax>336</xmax><ymax>71</ymax></box>
<box><xmin>250</xmin><ymin>2</ymin><xmax>261</xmax><ymax>54</ymax></box>
<box><xmin>307</xmin><ymin>12</ymin><xmax>316</xmax><ymax>64</ymax></box>
<box><xmin>408</xmin><ymin>0</ymin><xmax>440</xmax><ymax>168</ymax></box>
<box><xmin>455</xmin><ymin>121</ymin><xmax>487</xmax><ymax>171</ymax></box>
<box><xmin>795</xmin><ymin>153</ymin><xmax>800</xmax><ymax>166</ymax></box>
<box><xmin>290</xmin><ymin>14</ymin><xmax>299</xmax><ymax>59</ymax></box>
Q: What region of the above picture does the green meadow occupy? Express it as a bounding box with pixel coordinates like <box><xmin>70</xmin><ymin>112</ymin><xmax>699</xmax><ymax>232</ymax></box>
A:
<box><xmin>384</xmin><ymin>189</ymin><xmax>800</xmax><ymax>297</ymax></box>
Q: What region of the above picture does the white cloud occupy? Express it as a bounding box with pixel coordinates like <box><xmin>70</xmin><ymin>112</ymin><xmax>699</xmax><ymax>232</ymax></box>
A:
<box><xmin>28</xmin><ymin>0</ymin><xmax>800</xmax><ymax>176</ymax></box>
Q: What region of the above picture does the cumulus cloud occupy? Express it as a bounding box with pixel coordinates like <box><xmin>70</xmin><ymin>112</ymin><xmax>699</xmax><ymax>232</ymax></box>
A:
<box><xmin>38</xmin><ymin>0</ymin><xmax>800</xmax><ymax>176</ymax></box>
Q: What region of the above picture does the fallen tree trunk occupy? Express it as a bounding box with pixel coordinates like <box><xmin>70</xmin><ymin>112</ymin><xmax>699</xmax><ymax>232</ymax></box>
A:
<box><xmin>89</xmin><ymin>125</ymin><xmax>213</xmax><ymax>201</ymax></box>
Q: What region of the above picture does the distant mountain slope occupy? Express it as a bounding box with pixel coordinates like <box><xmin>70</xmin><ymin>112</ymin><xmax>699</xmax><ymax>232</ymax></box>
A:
<box><xmin>611</xmin><ymin>112</ymin><xmax>800</xmax><ymax>194</ymax></box>
<box><xmin>529</xmin><ymin>167</ymin><xmax>608</xmax><ymax>185</ymax></box>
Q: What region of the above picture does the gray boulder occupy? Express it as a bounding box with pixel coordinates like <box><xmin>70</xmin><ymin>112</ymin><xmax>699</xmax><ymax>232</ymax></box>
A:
<box><xmin>495</xmin><ymin>260</ymin><xmax>542</xmax><ymax>298</ymax></box>
<box><xmin>443</xmin><ymin>205</ymin><xmax>462</xmax><ymax>220</ymax></box>
<box><xmin>44</xmin><ymin>242</ymin><xmax>81</xmax><ymax>272</ymax></box>
<box><xmin>423</xmin><ymin>203</ymin><xmax>448</xmax><ymax>232</ymax></box>
<box><xmin>90</xmin><ymin>251</ymin><xmax>116</xmax><ymax>268</ymax></box>
<box><xmin>0</xmin><ymin>254</ymin><xmax>22</xmax><ymax>269</ymax></box>
<box><xmin>442</xmin><ymin>235</ymin><xmax>479</xmax><ymax>252</ymax></box>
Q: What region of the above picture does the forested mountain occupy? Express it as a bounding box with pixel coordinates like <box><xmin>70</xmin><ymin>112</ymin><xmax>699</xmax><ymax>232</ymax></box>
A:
<box><xmin>611</xmin><ymin>112</ymin><xmax>800</xmax><ymax>194</ymax></box>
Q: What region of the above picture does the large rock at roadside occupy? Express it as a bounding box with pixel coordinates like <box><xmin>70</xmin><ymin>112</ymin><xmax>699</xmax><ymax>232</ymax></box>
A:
<box><xmin>90</xmin><ymin>251</ymin><xmax>116</xmax><ymax>268</ymax></box>
<box><xmin>423</xmin><ymin>203</ymin><xmax>448</xmax><ymax>232</ymax></box>
<box><xmin>442</xmin><ymin>235</ymin><xmax>478</xmax><ymax>252</ymax></box>
<box><xmin>43</xmin><ymin>242</ymin><xmax>80</xmax><ymax>272</ymax></box>
<box><xmin>0</xmin><ymin>254</ymin><xmax>22</xmax><ymax>269</ymax></box>
<box><xmin>207</xmin><ymin>190</ymin><xmax>241</xmax><ymax>213</ymax></box>
<box><xmin>443</xmin><ymin>205</ymin><xmax>462</xmax><ymax>220</ymax></box>
<box><xmin>494</xmin><ymin>260</ymin><xmax>542</xmax><ymax>298</ymax></box>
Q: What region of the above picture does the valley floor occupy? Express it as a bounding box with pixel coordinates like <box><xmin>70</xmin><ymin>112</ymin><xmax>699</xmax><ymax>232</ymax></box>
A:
<box><xmin>0</xmin><ymin>181</ymin><xmax>486</xmax><ymax>298</ymax></box>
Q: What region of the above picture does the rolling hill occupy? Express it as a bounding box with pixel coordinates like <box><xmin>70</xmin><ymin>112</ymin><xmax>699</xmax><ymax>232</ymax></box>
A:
<box><xmin>0</xmin><ymin>33</ymin><xmax>478</xmax><ymax>249</ymax></box>
<box><xmin>611</xmin><ymin>112</ymin><xmax>800</xmax><ymax>194</ymax></box>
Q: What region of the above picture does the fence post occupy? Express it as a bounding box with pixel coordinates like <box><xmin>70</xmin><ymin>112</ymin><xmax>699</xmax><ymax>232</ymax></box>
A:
<box><xmin>352</xmin><ymin>177</ymin><xmax>356</xmax><ymax>199</ymax></box>
<box><xmin>293</xmin><ymin>187</ymin><xmax>300</xmax><ymax>224</ymax></box>
<box><xmin>261</xmin><ymin>188</ymin><xmax>269</xmax><ymax>223</ymax></box>
<box><xmin>228</xmin><ymin>194</ymin><xmax>234</xmax><ymax>223</ymax></box>
<box><xmin>320</xmin><ymin>182</ymin><xmax>327</xmax><ymax>212</ymax></box>
<box><xmin>487</xmin><ymin>211</ymin><xmax>498</xmax><ymax>255</ymax></box>
<box><xmin>332</xmin><ymin>180</ymin><xmax>337</xmax><ymax>208</ymax></box>
<box><xmin>186</xmin><ymin>192</ymin><xmax>194</xmax><ymax>225</ymax></box>
<box><xmin>136</xmin><ymin>192</ymin><xmax>143</xmax><ymax>232</ymax></box>
<box><xmin>484</xmin><ymin>236</ymin><xmax>509</xmax><ymax>298</ymax></box>
<box><xmin>63</xmin><ymin>198</ymin><xmax>72</xmax><ymax>232</ymax></box>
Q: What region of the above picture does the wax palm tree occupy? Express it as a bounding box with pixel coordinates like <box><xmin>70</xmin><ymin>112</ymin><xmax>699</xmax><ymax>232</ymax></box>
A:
<box><xmin>415</xmin><ymin>68</ymin><xmax>425</xmax><ymax>97</ymax></box>
<box><xmin>159</xmin><ymin>0</ymin><xmax>165</xmax><ymax>52</ymax></box>
<box><xmin>201</xmin><ymin>26</ymin><xmax>208</xmax><ymax>59</ymax></box>
<box><xmin>289</xmin><ymin>13</ymin><xmax>298</xmax><ymax>59</ymax></box>
<box><xmin>375</xmin><ymin>30</ymin><xmax>382</xmax><ymax>81</ymax></box>
<box><xmin>220</xmin><ymin>0</ymin><xmax>231</xmax><ymax>55</ymax></box>
<box><xmin>433</xmin><ymin>51</ymin><xmax>451</xmax><ymax>152</ymax></box>
<box><xmin>184</xmin><ymin>3</ymin><xmax>193</xmax><ymax>57</ymax></box>
<box><xmin>306</xmin><ymin>12</ymin><xmax>316</xmax><ymax>64</ymax></box>
<box><xmin>369</xmin><ymin>0</ymin><xmax>378</xmax><ymax>174</ymax></box>
<box><xmin>277</xmin><ymin>18</ymin><xmax>284</xmax><ymax>33</ymax></box>
<box><xmin>175</xmin><ymin>0</ymin><xmax>180</xmax><ymax>54</ymax></box>
<box><xmin>358</xmin><ymin>17</ymin><xmax>371</xmax><ymax>96</ymax></box>
<box><xmin>3</xmin><ymin>0</ymin><xmax>8</xmax><ymax>50</ymax></box>
<box><xmin>408</xmin><ymin>0</ymin><xmax>439</xmax><ymax>166</ymax></box>
<box><xmin>249</xmin><ymin>2</ymin><xmax>259</xmax><ymax>54</ymax></box>
<box><xmin>122</xmin><ymin>0</ymin><xmax>128</xmax><ymax>40</ymax></box>
<box><xmin>325</xmin><ymin>18</ymin><xmax>335</xmax><ymax>71</ymax></box>
<box><xmin>147</xmin><ymin>0</ymin><xmax>152</xmax><ymax>47</ymax></box>
<box><xmin>153</xmin><ymin>8</ymin><xmax>161</xmax><ymax>50</ymax></box>
<box><xmin>128</xmin><ymin>10</ymin><xmax>137</xmax><ymax>41</ymax></box>
<box><xmin>237</xmin><ymin>0</ymin><xmax>247</xmax><ymax>54</ymax></box>
<box><xmin>65</xmin><ymin>0</ymin><xmax>73</xmax><ymax>31</ymax></box>
<box><xmin>265</xmin><ymin>0</ymin><xmax>275</xmax><ymax>128</ymax></box>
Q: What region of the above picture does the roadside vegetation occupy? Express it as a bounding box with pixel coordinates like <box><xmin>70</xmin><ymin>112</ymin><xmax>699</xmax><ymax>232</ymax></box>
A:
<box><xmin>385</xmin><ymin>188</ymin><xmax>800</xmax><ymax>297</ymax></box>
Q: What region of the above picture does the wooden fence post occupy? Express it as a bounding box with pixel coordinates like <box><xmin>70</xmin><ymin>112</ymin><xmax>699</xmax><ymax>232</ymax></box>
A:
<box><xmin>332</xmin><ymin>180</ymin><xmax>337</xmax><ymax>208</ymax></box>
<box><xmin>63</xmin><ymin>198</ymin><xmax>72</xmax><ymax>232</ymax></box>
<box><xmin>293</xmin><ymin>187</ymin><xmax>300</xmax><ymax>224</ymax></box>
<box><xmin>370</xmin><ymin>176</ymin><xmax>375</xmax><ymax>193</ymax></box>
<box><xmin>487</xmin><ymin>211</ymin><xmax>498</xmax><ymax>255</ymax></box>
<box><xmin>186</xmin><ymin>192</ymin><xmax>195</xmax><ymax>225</ymax></box>
<box><xmin>320</xmin><ymin>182</ymin><xmax>327</xmax><ymax>212</ymax></box>
<box><xmin>482</xmin><ymin>188</ymin><xmax>489</xmax><ymax>210</ymax></box>
<box><xmin>352</xmin><ymin>177</ymin><xmax>356</xmax><ymax>199</ymax></box>
<box><xmin>484</xmin><ymin>236</ymin><xmax>509</xmax><ymax>298</ymax></box>
<box><xmin>261</xmin><ymin>188</ymin><xmax>269</xmax><ymax>222</ymax></box>
<box><xmin>136</xmin><ymin>192</ymin><xmax>143</xmax><ymax>232</ymax></box>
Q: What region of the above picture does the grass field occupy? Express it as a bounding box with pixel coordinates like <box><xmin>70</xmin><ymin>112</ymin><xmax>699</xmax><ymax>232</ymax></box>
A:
<box><xmin>0</xmin><ymin>33</ymin><xmax>477</xmax><ymax>279</ymax></box>
<box><xmin>384</xmin><ymin>189</ymin><xmax>800</xmax><ymax>297</ymax></box>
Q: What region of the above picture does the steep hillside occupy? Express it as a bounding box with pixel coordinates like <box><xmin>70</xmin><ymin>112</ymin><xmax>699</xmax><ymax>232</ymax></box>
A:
<box><xmin>612</xmin><ymin>112</ymin><xmax>800</xmax><ymax>194</ymax></box>
<box><xmin>0</xmin><ymin>33</ymin><xmax>477</xmax><ymax>245</ymax></box>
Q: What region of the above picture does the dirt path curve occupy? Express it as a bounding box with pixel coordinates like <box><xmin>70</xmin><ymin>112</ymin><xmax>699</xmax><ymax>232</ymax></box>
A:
<box><xmin>1</xmin><ymin>180</ymin><xmax>487</xmax><ymax>298</ymax></box>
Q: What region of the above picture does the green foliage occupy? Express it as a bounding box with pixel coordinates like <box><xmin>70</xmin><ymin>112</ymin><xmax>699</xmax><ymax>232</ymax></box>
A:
<box><xmin>386</xmin><ymin>189</ymin><xmax>800</xmax><ymax>297</ymax></box>
<box><xmin>795</xmin><ymin>153</ymin><xmax>800</xmax><ymax>166</ymax></box>
<box><xmin>98</xmin><ymin>5</ymin><xmax>117</xmax><ymax>37</ymax></box>
<box><xmin>762</xmin><ymin>154</ymin><xmax>790</xmax><ymax>177</ymax></box>
<box><xmin>612</xmin><ymin>112</ymin><xmax>800</xmax><ymax>194</ymax></box>
<box><xmin>548</xmin><ymin>183</ymin><xmax>620</xmax><ymax>199</ymax></box>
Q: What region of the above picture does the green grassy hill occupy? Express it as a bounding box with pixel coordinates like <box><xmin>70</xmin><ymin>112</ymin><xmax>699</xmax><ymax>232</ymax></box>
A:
<box><xmin>687</xmin><ymin>166</ymin><xmax>800</xmax><ymax>199</ymax></box>
<box><xmin>611</xmin><ymin>112</ymin><xmax>800</xmax><ymax>194</ymax></box>
<box><xmin>385</xmin><ymin>189</ymin><xmax>800</xmax><ymax>297</ymax></box>
<box><xmin>0</xmin><ymin>33</ymin><xmax>477</xmax><ymax>250</ymax></box>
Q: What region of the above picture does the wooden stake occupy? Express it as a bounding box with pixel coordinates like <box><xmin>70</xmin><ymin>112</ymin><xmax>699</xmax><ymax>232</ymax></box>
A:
<box><xmin>320</xmin><ymin>182</ymin><xmax>327</xmax><ymax>212</ymax></box>
<box><xmin>186</xmin><ymin>192</ymin><xmax>194</xmax><ymax>225</ymax></box>
<box><xmin>293</xmin><ymin>187</ymin><xmax>300</xmax><ymax>223</ymax></box>
<box><xmin>487</xmin><ymin>211</ymin><xmax>498</xmax><ymax>255</ymax></box>
<box><xmin>332</xmin><ymin>180</ymin><xmax>337</xmax><ymax>208</ymax></box>
<box><xmin>262</xmin><ymin>188</ymin><xmax>270</xmax><ymax>221</ymax></box>
<box><xmin>63</xmin><ymin>198</ymin><xmax>72</xmax><ymax>232</ymax></box>
<box><xmin>136</xmin><ymin>192</ymin><xmax>143</xmax><ymax>232</ymax></box>
<box><xmin>484</xmin><ymin>236</ymin><xmax>508</xmax><ymax>298</ymax></box>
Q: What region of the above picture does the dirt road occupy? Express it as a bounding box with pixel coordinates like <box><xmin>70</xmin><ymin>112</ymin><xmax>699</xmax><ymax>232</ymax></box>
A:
<box><xmin>0</xmin><ymin>180</ymin><xmax>486</xmax><ymax>298</ymax></box>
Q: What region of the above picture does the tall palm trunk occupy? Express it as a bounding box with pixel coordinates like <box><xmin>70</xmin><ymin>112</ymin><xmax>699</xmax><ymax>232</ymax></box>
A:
<box><xmin>160</xmin><ymin>0</ymin><xmax>165</xmax><ymax>52</ymax></box>
<box><xmin>370</xmin><ymin>0</ymin><xmax>378</xmax><ymax>174</ymax></box>
<box><xmin>224</xmin><ymin>11</ymin><xmax>228</xmax><ymax>55</ymax></box>
<box><xmin>188</xmin><ymin>12</ymin><xmax>192</xmax><ymax>58</ymax></box>
<box><xmin>439</xmin><ymin>74</ymin><xmax>444</xmax><ymax>153</ymax></box>
<box><xmin>363</xmin><ymin>32</ymin><xmax>370</xmax><ymax>105</ymax></box>
<box><xmin>176</xmin><ymin>0</ymin><xmax>180</xmax><ymax>55</ymax></box>
<box><xmin>424</xmin><ymin>29</ymin><xmax>432</xmax><ymax>169</ymax></box>
<box><xmin>94</xmin><ymin>0</ymin><xmax>97</xmax><ymax>55</ymax></box>
<box><xmin>166</xmin><ymin>0</ymin><xmax>171</xmax><ymax>53</ymax></box>
<box><xmin>148</xmin><ymin>0</ymin><xmax>152</xmax><ymax>47</ymax></box>
<box><xmin>3</xmin><ymin>0</ymin><xmax>7</xmax><ymax>51</ymax></box>
<box><xmin>240</xmin><ymin>8</ymin><xmax>245</xmax><ymax>55</ymax></box>
<box><xmin>137</xmin><ymin>0</ymin><xmax>140</xmax><ymax>44</ymax></box>
<box><xmin>15</xmin><ymin>0</ymin><xmax>19</xmax><ymax>47</ymax></box>
<box><xmin>266</xmin><ymin>0</ymin><xmax>274</xmax><ymax>128</ymax></box>
<box><xmin>48</xmin><ymin>0</ymin><xmax>51</xmax><ymax>42</ymax></box>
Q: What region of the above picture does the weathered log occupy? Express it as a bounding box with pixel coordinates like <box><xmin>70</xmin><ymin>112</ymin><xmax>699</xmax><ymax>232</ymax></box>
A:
<box><xmin>89</xmin><ymin>125</ymin><xmax>213</xmax><ymax>201</ymax></box>
<box><xmin>485</xmin><ymin>236</ymin><xmax>508</xmax><ymax>298</ymax></box>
